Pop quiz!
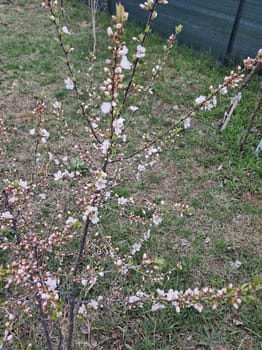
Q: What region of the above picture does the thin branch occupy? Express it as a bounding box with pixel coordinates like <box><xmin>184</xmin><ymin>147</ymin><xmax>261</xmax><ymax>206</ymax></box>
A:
<box><xmin>47</xmin><ymin>3</ymin><xmax>101</xmax><ymax>144</ymax></box>
<box><xmin>240</xmin><ymin>86</ymin><xmax>262</xmax><ymax>151</ymax></box>
<box><xmin>89</xmin><ymin>0</ymin><xmax>97</xmax><ymax>55</ymax></box>
<box><xmin>119</xmin><ymin>0</ymin><xmax>159</xmax><ymax>110</ymax></box>
<box><xmin>108</xmin><ymin>80</ymin><xmax>234</xmax><ymax>165</ymax></box>
<box><xmin>67</xmin><ymin>217</ymin><xmax>91</xmax><ymax>350</ymax></box>
<box><xmin>54</xmin><ymin>321</ymin><xmax>63</xmax><ymax>350</ymax></box>
<box><xmin>102</xmin><ymin>40</ymin><xmax>120</xmax><ymax>172</ymax></box>
<box><xmin>221</xmin><ymin>62</ymin><xmax>262</xmax><ymax>131</ymax></box>
<box><xmin>37</xmin><ymin>297</ymin><xmax>54</xmax><ymax>350</ymax></box>
<box><xmin>109</xmin><ymin>113</ymin><xmax>189</xmax><ymax>164</ymax></box>
<box><xmin>124</xmin><ymin>35</ymin><xmax>176</xmax><ymax>132</ymax></box>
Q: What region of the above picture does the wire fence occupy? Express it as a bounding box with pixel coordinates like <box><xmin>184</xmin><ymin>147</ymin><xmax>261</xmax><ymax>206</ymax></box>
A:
<box><xmin>92</xmin><ymin>0</ymin><xmax>262</xmax><ymax>64</ymax></box>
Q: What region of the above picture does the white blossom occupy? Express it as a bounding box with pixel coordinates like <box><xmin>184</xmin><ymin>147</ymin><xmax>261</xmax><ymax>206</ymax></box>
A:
<box><xmin>41</xmin><ymin>293</ymin><xmax>50</xmax><ymax>300</ymax></box>
<box><xmin>195</xmin><ymin>95</ymin><xmax>206</xmax><ymax>105</ymax></box>
<box><xmin>45</xmin><ymin>277</ymin><xmax>57</xmax><ymax>291</ymax></box>
<box><xmin>112</xmin><ymin>117</ymin><xmax>124</xmax><ymax>135</ymax></box>
<box><xmin>120</xmin><ymin>55</ymin><xmax>131</xmax><ymax>70</ymax></box>
<box><xmin>131</xmin><ymin>242</ymin><xmax>142</xmax><ymax>255</ymax></box>
<box><xmin>206</xmin><ymin>95</ymin><xmax>217</xmax><ymax>110</ymax></box>
<box><xmin>173</xmin><ymin>302</ymin><xmax>181</xmax><ymax>313</ymax></box>
<box><xmin>195</xmin><ymin>95</ymin><xmax>217</xmax><ymax>111</ymax></box>
<box><xmin>62</xmin><ymin>26</ymin><xmax>71</xmax><ymax>35</ymax></box>
<box><xmin>129</xmin><ymin>105</ymin><xmax>139</xmax><ymax>112</ymax></box>
<box><xmin>53</xmin><ymin>100</ymin><xmax>62</xmax><ymax>109</ymax></box>
<box><xmin>230</xmin><ymin>260</ymin><xmax>242</xmax><ymax>269</ymax></box>
<box><xmin>95</xmin><ymin>177</ymin><xmax>107</xmax><ymax>190</ymax></box>
<box><xmin>119</xmin><ymin>45</ymin><xmax>128</xmax><ymax>56</ymax></box>
<box><xmin>66</xmin><ymin>217</ymin><xmax>77</xmax><ymax>225</ymax></box>
<box><xmin>136</xmin><ymin>45</ymin><xmax>146</xmax><ymax>58</ymax></box>
<box><xmin>84</xmin><ymin>206</ymin><xmax>99</xmax><ymax>224</ymax></box>
<box><xmin>193</xmin><ymin>303</ymin><xmax>203</xmax><ymax>313</ymax></box>
<box><xmin>139</xmin><ymin>4</ymin><xmax>146</xmax><ymax>10</ymax></box>
<box><xmin>156</xmin><ymin>288</ymin><xmax>165</xmax><ymax>297</ymax></box>
<box><xmin>115</xmin><ymin>258</ymin><xmax>122</xmax><ymax>267</ymax></box>
<box><xmin>166</xmin><ymin>289</ymin><xmax>179</xmax><ymax>301</ymax></box>
<box><xmin>6</xmin><ymin>334</ymin><xmax>13</xmax><ymax>342</ymax></box>
<box><xmin>151</xmin><ymin>303</ymin><xmax>166</xmax><ymax>312</ymax></box>
<box><xmin>40</xmin><ymin>128</ymin><xmax>50</xmax><ymax>143</ymax></box>
<box><xmin>8</xmin><ymin>196</ymin><xmax>17</xmax><ymax>204</ymax></box>
<box><xmin>101</xmin><ymin>102</ymin><xmax>111</xmax><ymax>114</ymax></box>
<box><xmin>81</xmin><ymin>279</ymin><xmax>88</xmax><ymax>287</ymax></box>
<box><xmin>1</xmin><ymin>211</ymin><xmax>13</xmax><ymax>220</ymax></box>
<box><xmin>118</xmin><ymin>197</ymin><xmax>128</xmax><ymax>205</ymax></box>
<box><xmin>101</xmin><ymin>139</ymin><xmax>111</xmax><ymax>154</ymax></box>
<box><xmin>88</xmin><ymin>300</ymin><xmax>98</xmax><ymax>310</ymax></box>
<box><xmin>114</xmin><ymin>66</ymin><xmax>122</xmax><ymax>74</ymax></box>
<box><xmin>78</xmin><ymin>304</ymin><xmax>87</xmax><ymax>315</ymax></box>
<box><xmin>89</xmin><ymin>213</ymin><xmax>99</xmax><ymax>225</ymax></box>
<box><xmin>18</xmin><ymin>179</ymin><xmax>29</xmax><ymax>189</ymax></box>
<box><xmin>152</xmin><ymin>213</ymin><xmax>162</xmax><ymax>225</ymax></box>
<box><xmin>183</xmin><ymin>117</ymin><xmax>191</xmax><ymax>129</ymax></box>
<box><xmin>54</xmin><ymin>170</ymin><xmax>64</xmax><ymax>181</ymax></box>
<box><xmin>147</xmin><ymin>146</ymin><xmax>158</xmax><ymax>156</ymax></box>
<box><xmin>129</xmin><ymin>295</ymin><xmax>140</xmax><ymax>304</ymax></box>
<box><xmin>107</xmin><ymin>26</ymin><xmax>113</xmax><ymax>37</ymax></box>
<box><xmin>218</xmin><ymin>84</ymin><xmax>228</xmax><ymax>95</ymax></box>
<box><xmin>116</xmin><ymin>23</ymin><xmax>123</xmax><ymax>30</ymax></box>
<box><xmin>137</xmin><ymin>164</ymin><xmax>145</xmax><ymax>172</ymax></box>
<box><xmin>64</xmin><ymin>77</ymin><xmax>74</xmax><ymax>90</ymax></box>
<box><xmin>143</xmin><ymin>230</ymin><xmax>151</xmax><ymax>240</ymax></box>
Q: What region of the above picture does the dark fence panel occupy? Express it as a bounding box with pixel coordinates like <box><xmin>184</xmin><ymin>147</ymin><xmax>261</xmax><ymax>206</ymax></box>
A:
<box><xmin>232</xmin><ymin>0</ymin><xmax>262</xmax><ymax>59</ymax></box>
<box><xmin>107</xmin><ymin>0</ymin><xmax>262</xmax><ymax>63</ymax></box>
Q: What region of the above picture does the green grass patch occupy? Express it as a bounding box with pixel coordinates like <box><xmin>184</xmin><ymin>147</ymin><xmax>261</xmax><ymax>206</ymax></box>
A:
<box><xmin>0</xmin><ymin>0</ymin><xmax>261</xmax><ymax>348</ymax></box>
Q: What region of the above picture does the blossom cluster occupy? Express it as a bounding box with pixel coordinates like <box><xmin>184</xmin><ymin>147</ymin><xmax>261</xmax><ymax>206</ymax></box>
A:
<box><xmin>1</xmin><ymin>0</ymin><xmax>261</xmax><ymax>348</ymax></box>
<box><xmin>75</xmin><ymin>281</ymin><xmax>259</xmax><ymax>318</ymax></box>
<box><xmin>127</xmin><ymin>283</ymin><xmax>252</xmax><ymax>313</ymax></box>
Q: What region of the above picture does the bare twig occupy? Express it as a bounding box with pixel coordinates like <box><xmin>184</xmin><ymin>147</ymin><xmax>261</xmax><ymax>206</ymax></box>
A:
<box><xmin>47</xmin><ymin>3</ymin><xmax>101</xmax><ymax>144</ymax></box>
<box><xmin>221</xmin><ymin>62</ymin><xmax>262</xmax><ymax>131</ymax></box>
<box><xmin>67</xmin><ymin>217</ymin><xmax>91</xmax><ymax>350</ymax></box>
<box><xmin>54</xmin><ymin>321</ymin><xmax>63</xmax><ymax>350</ymax></box>
<box><xmin>120</xmin><ymin>0</ymin><xmax>159</xmax><ymax>110</ymax></box>
<box><xmin>89</xmin><ymin>0</ymin><xmax>97</xmax><ymax>55</ymax></box>
<box><xmin>240</xmin><ymin>86</ymin><xmax>262</xmax><ymax>151</ymax></box>
<box><xmin>109</xmin><ymin>112</ymin><xmax>189</xmax><ymax>164</ymax></box>
<box><xmin>37</xmin><ymin>297</ymin><xmax>54</xmax><ymax>350</ymax></box>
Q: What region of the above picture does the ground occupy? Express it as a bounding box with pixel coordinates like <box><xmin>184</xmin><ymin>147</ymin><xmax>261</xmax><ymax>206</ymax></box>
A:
<box><xmin>0</xmin><ymin>1</ymin><xmax>261</xmax><ymax>349</ymax></box>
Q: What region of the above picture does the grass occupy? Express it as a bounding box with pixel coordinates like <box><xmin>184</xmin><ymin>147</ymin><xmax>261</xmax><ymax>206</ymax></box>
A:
<box><xmin>0</xmin><ymin>0</ymin><xmax>262</xmax><ymax>349</ymax></box>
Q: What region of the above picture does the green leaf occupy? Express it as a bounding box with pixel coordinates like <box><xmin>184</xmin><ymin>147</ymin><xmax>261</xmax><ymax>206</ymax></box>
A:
<box><xmin>145</xmin><ymin>24</ymin><xmax>151</xmax><ymax>34</ymax></box>
<box><xmin>175</xmin><ymin>24</ymin><xmax>183</xmax><ymax>34</ymax></box>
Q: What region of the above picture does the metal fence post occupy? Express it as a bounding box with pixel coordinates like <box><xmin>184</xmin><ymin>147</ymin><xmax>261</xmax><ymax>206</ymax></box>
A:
<box><xmin>223</xmin><ymin>0</ymin><xmax>245</xmax><ymax>65</ymax></box>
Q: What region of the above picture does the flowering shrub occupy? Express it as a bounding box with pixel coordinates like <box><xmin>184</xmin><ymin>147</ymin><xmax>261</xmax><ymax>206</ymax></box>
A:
<box><xmin>0</xmin><ymin>0</ymin><xmax>261</xmax><ymax>348</ymax></box>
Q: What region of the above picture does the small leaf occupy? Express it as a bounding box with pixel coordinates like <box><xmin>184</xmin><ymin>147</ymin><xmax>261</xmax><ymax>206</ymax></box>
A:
<box><xmin>175</xmin><ymin>24</ymin><xmax>183</xmax><ymax>34</ymax></box>
<box><xmin>116</xmin><ymin>2</ymin><xmax>128</xmax><ymax>23</ymax></box>
<box><xmin>145</xmin><ymin>24</ymin><xmax>151</xmax><ymax>34</ymax></box>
